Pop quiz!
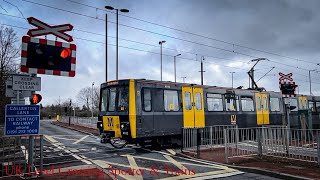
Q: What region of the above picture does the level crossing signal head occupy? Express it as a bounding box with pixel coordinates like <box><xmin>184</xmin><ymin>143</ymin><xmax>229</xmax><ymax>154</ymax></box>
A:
<box><xmin>30</xmin><ymin>94</ymin><xmax>42</xmax><ymax>104</ymax></box>
<box><xmin>280</xmin><ymin>83</ymin><xmax>297</xmax><ymax>95</ymax></box>
<box><xmin>21</xmin><ymin>36</ymin><xmax>76</xmax><ymax>77</ymax></box>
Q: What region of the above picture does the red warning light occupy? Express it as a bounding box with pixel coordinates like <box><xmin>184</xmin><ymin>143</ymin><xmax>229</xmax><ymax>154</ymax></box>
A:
<box><xmin>60</xmin><ymin>48</ymin><xmax>71</xmax><ymax>58</ymax></box>
<box><xmin>30</xmin><ymin>94</ymin><xmax>42</xmax><ymax>104</ymax></box>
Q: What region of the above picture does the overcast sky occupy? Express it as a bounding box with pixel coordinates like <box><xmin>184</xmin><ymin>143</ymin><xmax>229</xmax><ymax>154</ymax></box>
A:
<box><xmin>1</xmin><ymin>0</ymin><xmax>320</xmax><ymax>106</ymax></box>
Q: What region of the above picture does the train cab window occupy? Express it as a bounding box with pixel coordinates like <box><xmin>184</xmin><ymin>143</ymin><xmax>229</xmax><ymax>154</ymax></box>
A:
<box><xmin>143</xmin><ymin>89</ymin><xmax>152</xmax><ymax>111</ymax></box>
<box><xmin>309</xmin><ymin>101</ymin><xmax>315</xmax><ymax>112</ymax></box>
<box><xmin>101</xmin><ymin>88</ymin><xmax>108</xmax><ymax>111</ymax></box>
<box><xmin>108</xmin><ymin>88</ymin><xmax>117</xmax><ymax>111</ymax></box>
<box><xmin>184</xmin><ymin>92</ymin><xmax>192</xmax><ymax>110</ymax></box>
<box><xmin>270</xmin><ymin>98</ymin><xmax>280</xmax><ymax>112</ymax></box>
<box><xmin>118</xmin><ymin>87</ymin><xmax>129</xmax><ymax>111</ymax></box>
<box><xmin>290</xmin><ymin>98</ymin><xmax>298</xmax><ymax>111</ymax></box>
<box><xmin>225</xmin><ymin>95</ymin><xmax>239</xmax><ymax>111</ymax></box>
<box><xmin>241</xmin><ymin>96</ymin><xmax>254</xmax><ymax>111</ymax></box>
<box><xmin>316</xmin><ymin>102</ymin><xmax>320</xmax><ymax>112</ymax></box>
<box><xmin>195</xmin><ymin>93</ymin><xmax>202</xmax><ymax>110</ymax></box>
<box><xmin>207</xmin><ymin>94</ymin><xmax>223</xmax><ymax>111</ymax></box>
<box><xmin>164</xmin><ymin>90</ymin><xmax>179</xmax><ymax>111</ymax></box>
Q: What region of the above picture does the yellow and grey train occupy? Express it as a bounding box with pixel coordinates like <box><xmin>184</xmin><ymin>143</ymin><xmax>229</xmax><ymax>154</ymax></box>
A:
<box><xmin>97</xmin><ymin>79</ymin><xmax>320</xmax><ymax>146</ymax></box>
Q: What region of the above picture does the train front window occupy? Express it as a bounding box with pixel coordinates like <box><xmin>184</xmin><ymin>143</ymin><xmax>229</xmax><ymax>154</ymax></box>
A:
<box><xmin>118</xmin><ymin>87</ymin><xmax>129</xmax><ymax>111</ymax></box>
<box><xmin>108</xmin><ymin>88</ymin><xmax>117</xmax><ymax>111</ymax></box>
<box><xmin>101</xmin><ymin>88</ymin><xmax>108</xmax><ymax>111</ymax></box>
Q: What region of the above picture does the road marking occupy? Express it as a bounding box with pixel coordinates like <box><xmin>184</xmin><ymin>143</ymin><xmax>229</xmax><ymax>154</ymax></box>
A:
<box><xmin>122</xmin><ymin>154</ymin><xmax>226</xmax><ymax>169</ymax></box>
<box><xmin>164</xmin><ymin>155</ymin><xmax>187</xmax><ymax>171</ymax></box>
<box><xmin>44</xmin><ymin>135</ymin><xmax>58</xmax><ymax>143</ymax></box>
<box><xmin>93</xmin><ymin>160</ymin><xmax>137</xmax><ymax>180</ymax></box>
<box><xmin>127</xmin><ymin>155</ymin><xmax>143</xmax><ymax>180</ymax></box>
<box><xmin>166</xmin><ymin>149</ymin><xmax>176</xmax><ymax>155</ymax></box>
<box><xmin>73</xmin><ymin>135</ymin><xmax>89</xmax><ymax>144</ymax></box>
<box><xmin>158</xmin><ymin>168</ymin><xmax>240</xmax><ymax>180</ymax></box>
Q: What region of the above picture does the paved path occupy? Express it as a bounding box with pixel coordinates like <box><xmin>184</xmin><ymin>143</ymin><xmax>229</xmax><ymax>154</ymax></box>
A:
<box><xmin>39</xmin><ymin>120</ymin><xmax>280</xmax><ymax>180</ymax></box>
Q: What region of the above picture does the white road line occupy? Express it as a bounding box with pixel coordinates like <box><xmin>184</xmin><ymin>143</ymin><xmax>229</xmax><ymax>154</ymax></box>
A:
<box><xmin>127</xmin><ymin>155</ymin><xmax>143</xmax><ymax>180</ymax></box>
<box><xmin>73</xmin><ymin>135</ymin><xmax>89</xmax><ymax>144</ymax></box>
<box><xmin>44</xmin><ymin>135</ymin><xmax>58</xmax><ymax>143</ymax></box>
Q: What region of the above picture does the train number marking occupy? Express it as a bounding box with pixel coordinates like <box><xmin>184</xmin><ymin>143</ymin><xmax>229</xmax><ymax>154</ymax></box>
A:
<box><xmin>108</xmin><ymin>117</ymin><xmax>113</xmax><ymax>127</ymax></box>
<box><xmin>231</xmin><ymin>115</ymin><xmax>237</xmax><ymax>124</ymax></box>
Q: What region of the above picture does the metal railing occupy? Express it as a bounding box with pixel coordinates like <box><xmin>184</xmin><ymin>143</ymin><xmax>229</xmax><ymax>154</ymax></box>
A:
<box><xmin>58</xmin><ymin>116</ymin><xmax>97</xmax><ymax>128</ymax></box>
<box><xmin>182</xmin><ymin>125</ymin><xmax>236</xmax><ymax>157</ymax></box>
<box><xmin>0</xmin><ymin>135</ymin><xmax>43</xmax><ymax>178</ymax></box>
<box><xmin>224</xmin><ymin>127</ymin><xmax>320</xmax><ymax>164</ymax></box>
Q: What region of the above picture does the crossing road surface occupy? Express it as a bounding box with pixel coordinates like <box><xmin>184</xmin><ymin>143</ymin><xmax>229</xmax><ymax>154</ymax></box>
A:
<box><xmin>40</xmin><ymin>120</ymin><xmax>280</xmax><ymax>179</ymax></box>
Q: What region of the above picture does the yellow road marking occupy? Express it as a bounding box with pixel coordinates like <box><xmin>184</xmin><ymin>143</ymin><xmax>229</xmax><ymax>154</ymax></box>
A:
<box><xmin>164</xmin><ymin>155</ymin><xmax>187</xmax><ymax>171</ymax></box>
<box><xmin>121</xmin><ymin>155</ymin><xmax>227</xmax><ymax>170</ymax></box>
<box><xmin>93</xmin><ymin>160</ymin><xmax>140</xmax><ymax>180</ymax></box>
<box><xmin>44</xmin><ymin>135</ymin><xmax>58</xmax><ymax>143</ymax></box>
<box><xmin>157</xmin><ymin>168</ymin><xmax>238</xmax><ymax>180</ymax></box>
<box><xmin>127</xmin><ymin>155</ymin><xmax>143</xmax><ymax>180</ymax></box>
<box><xmin>166</xmin><ymin>149</ymin><xmax>176</xmax><ymax>155</ymax></box>
<box><xmin>73</xmin><ymin>135</ymin><xmax>89</xmax><ymax>144</ymax></box>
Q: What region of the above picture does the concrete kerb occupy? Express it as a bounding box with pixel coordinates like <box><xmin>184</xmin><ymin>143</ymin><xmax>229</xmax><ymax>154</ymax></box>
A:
<box><xmin>176</xmin><ymin>152</ymin><xmax>310</xmax><ymax>180</ymax></box>
<box><xmin>50</xmin><ymin>121</ymin><xmax>97</xmax><ymax>137</ymax></box>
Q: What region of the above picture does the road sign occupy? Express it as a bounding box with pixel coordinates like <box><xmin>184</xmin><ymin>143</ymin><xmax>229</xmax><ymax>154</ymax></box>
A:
<box><xmin>21</xmin><ymin>36</ymin><xmax>76</xmax><ymax>77</ymax></box>
<box><xmin>4</xmin><ymin>105</ymin><xmax>40</xmax><ymax>136</ymax></box>
<box><xmin>27</xmin><ymin>17</ymin><xmax>73</xmax><ymax>42</ymax></box>
<box><xmin>12</xmin><ymin>75</ymin><xmax>41</xmax><ymax>91</ymax></box>
<box><xmin>279</xmin><ymin>72</ymin><xmax>293</xmax><ymax>81</ymax></box>
<box><xmin>6</xmin><ymin>75</ymin><xmax>33</xmax><ymax>98</ymax></box>
<box><xmin>279</xmin><ymin>72</ymin><xmax>297</xmax><ymax>97</ymax></box>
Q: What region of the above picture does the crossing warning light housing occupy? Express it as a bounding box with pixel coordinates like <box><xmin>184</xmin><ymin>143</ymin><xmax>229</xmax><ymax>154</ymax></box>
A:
<box><xmin>21</xmin><ymin>36</ymin><xmax>76</xmax><ymax>77</ymax></box>
<box><xmin>30</xmin><ymin>94</ymin><xmax>42</xmax><ymax>104</ymax></box>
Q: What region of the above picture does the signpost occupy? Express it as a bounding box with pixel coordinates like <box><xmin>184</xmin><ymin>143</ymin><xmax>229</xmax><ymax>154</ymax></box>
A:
<box><xmin>4</xmin><ymin>105</ymin><xmax>40</xmax><ymax>136</ymax></box>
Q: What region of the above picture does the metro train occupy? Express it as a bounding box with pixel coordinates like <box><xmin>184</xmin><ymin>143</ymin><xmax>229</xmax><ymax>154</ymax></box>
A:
<box><xmin>97</xmin><ymin>79</ymin><xmax>320</xmax><ymax>147</ymax></box>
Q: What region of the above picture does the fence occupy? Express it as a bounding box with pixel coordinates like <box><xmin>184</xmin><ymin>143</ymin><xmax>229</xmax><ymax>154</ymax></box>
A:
<box><xmin>0</xmin><ymin>135</ymin><xmax>43</xmax><ymax>178</ymax></box>
<box><xmin>182</xmin><ymin>126</ymin><xmax>320</xmax><ymax>165</ymax></box>
<box><xmin>182</xmin><ymin>125</ymin><xmax>236</xmax><ymax>158</ymax></box>
<box><xmin>58</xmin><ymin>116</ymin><xmax>97</xmax><ymax>129</ymax></box>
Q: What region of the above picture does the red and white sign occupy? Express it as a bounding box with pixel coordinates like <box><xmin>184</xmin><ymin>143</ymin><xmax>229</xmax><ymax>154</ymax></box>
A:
<box><xmin>279</xmin><ymin>72</ymin><xmax>293</xmax><ymax>81</ymax></box>
<box><xmin>27</xmin><ymin>17</ymin><xmax>73</xmax><ymax>42</ymax></box>
<box><xmin>21</xmin><ymin>36</ymin><xmax>76</xmax><ymax>77</ymax></box>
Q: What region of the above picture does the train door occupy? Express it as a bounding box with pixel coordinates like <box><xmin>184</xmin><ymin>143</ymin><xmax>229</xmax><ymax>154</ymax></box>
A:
<box><xmin>255</xmin><ymin>93</ymin><xmax>270</xmax><ymax>125</ymax></box>
<box><xmin>182</xmin><ymin>87</ymin><xmax>205</xmax><ymax>128</ymax></box>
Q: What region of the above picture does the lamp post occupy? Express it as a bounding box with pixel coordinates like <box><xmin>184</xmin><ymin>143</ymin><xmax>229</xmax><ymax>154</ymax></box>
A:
<box><xmin>174</xmin><ymin>54</ymin><xmax>181</xmax><ymax>83</ymax></box>
<box><xmin>105</xmin><ymin>6</ymin><xmax>129</xmax><ymax>80</ymax></box>
<box><xmin>181</xmin><ymin>76</ymin><xmax>187</xmax><ymax>83</ymax></box>
<box><xmin>91</xmin><ymin>82</ymin><xmax>94</xmax><ymax>118</ymax></box>
<box><xmin>159</xmin><ymin>40</ymin><xmax>166</xmax><ymax>81</ymax></box>
<box><xmin>229</xmin><ymin>72</ymin><xmax>235</xmax><ymax>88</ymax></box>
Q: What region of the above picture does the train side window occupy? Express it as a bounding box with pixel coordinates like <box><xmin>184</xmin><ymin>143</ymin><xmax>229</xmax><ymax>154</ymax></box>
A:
<box><xmin>316</xmin><ymin>102</ymin><xmax>320</xmax><ymax>112</ymax></box>
<box><xmin>184</xmin><ymin>92</ymin><xmax>192</xmax><ymax>110</ymax></box>
<box><xmin>309</xmin><ymin>101</ymin><xmax>315</xmax><ymax>112</ymax></box>
<box><xmin>263</xmin><ymin>97</ymin><xmax>268</xmax><ymax>110</ymax></box>
<box><xmin>195</xmin><ymin>92</ymin><xmax>202</xmax><ymax>110</ymax></box>
<box><xmin>257</xmin><ymin>97</ymin><xmax>261</xmax><ymax>110</ymax></box>
<box><xmin>304</xmin><ymin>100</ymin><xmax>308</xmax><ymax>109</ymax></box>
<box><xmin>143</xmin><ymin>89</ymin><xmax>152</xmax><ymax>111</ymax></box>
<box><xmin>108</xmin><ymin>88</ymin><xmax>116</xmax><ymax>111</ymax></box>
<box><xmin>241</xmin><ymin>96</ymin><xmax>254</xmax><ymax>111</ymax></box>
<box><xmin>270</xmin><ymin>98</ymin><xmax>280</xmax><ymax>112</ymax></box>
<box><xmin>207</xmin><ymin>94</ymin><xmax>223</xmax><ymax>111</ymax></box>
<box><xmin>225</xmin><ymin>95</ymin><xmax>239</xmax><ymax>111</ymax></box>
<box><xmin>298</xmin><ymin>99</ymin><xmax>303</xmax><ymax>109</ymax></box>
<box><xmin>164</xmin><ymin>90</ymin><xmax>179</xmax><ymax>111</ymax></box>
<box><xmin>101</xmin><ymin>88</ymin><xmax>108</xmax><ymax>111</ymax></box>
<box><xmin>290</xmin><ymin>98</ymin><xmax>298</xmax><ymax>111</ymax></box>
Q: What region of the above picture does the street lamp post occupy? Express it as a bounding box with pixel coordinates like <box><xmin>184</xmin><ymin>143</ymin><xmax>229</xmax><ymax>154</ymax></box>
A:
<box><xmin>230</xmin><ymin>72</ymin><xmax>235</xmax><ymax>88</ymax></box>
<box><xmin>159</xmin><ymin>40</ymin><xmax>166</xmax><ymax>81</ymax></box>
<box><xmin>174</xmin><ymin>54</ymin><xmax>181</xmax><ymax>83</ymax></box>
<box><xmin>105</xmin><ymin>6</ymin><xmax>129</xmax><ymax>80</ymax></box>
<box><xmin>91</xmin><ymin>82</ymin><xmax>94</xmax><ymax>118</ymax></box>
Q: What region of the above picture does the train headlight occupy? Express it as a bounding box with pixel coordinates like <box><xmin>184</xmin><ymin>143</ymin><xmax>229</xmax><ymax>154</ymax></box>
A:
<box><xmin>100</xmin><ymin>123</ymin><xmax>103</xmax><ymax>127</ymax></box>
<box><xmin>121</xmin><ymin>124</ymin><xmax>124</xmax><ymax>129</ymax></box>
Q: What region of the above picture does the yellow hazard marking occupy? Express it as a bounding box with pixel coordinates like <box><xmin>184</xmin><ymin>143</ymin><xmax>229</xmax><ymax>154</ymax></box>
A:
<box><xmin>163</xmin><ymin>155</ymin><xmax>187</xmax><ymax>171</ymax></box>
<box><xmin>127</xmin><ymin>155</ymin><xmax>143</xmax><ymax>180</ymax></box>
<box><xmin>157</xmin><ymin>168</ymin><xmax>239</xmax><ymax>180</ymax></box>
<box><xmin>73</xmin><ymin>135</ymin><xmax>89</xmax><ymax>144</ymax></box>
<box><xmin>121</xmin><ymin>155</ymin><xmax>228</xmax><ymax>170</ymax></box>
<box><xmin>166</xmin><ymin>149</ymin><xmax>176</xmax><ymax>155</ymax></box>
<box><xmin>44</xmin><ymin>135</ymin><xmax>58</xmax><ymax>143</ymax></box>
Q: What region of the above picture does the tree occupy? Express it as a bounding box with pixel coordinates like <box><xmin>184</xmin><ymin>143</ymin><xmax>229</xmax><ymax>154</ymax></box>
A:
<box><xmin>0</xmin><ymin>26</ymin><xmax>20</xmax><ymax>124</ymax></box>
<box><xmin>76</xmin><ymin>86</ymin><xmax>100</xmax><ymax>110</ymax></box>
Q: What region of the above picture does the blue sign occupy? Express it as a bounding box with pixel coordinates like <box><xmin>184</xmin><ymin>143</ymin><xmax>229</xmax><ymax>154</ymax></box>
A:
<box><xmin>4</xmin><ymin>105</ymin><xmax>40</xmax><ymax>136</ymax></box>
